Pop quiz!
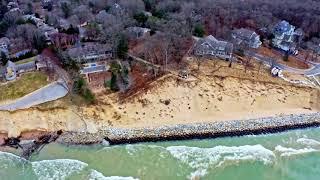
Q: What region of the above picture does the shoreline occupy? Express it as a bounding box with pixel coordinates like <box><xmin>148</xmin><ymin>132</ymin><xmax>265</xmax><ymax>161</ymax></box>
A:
<box><xmin>57</xmin><ymin>112</ymin><xmax>320</xmax><ymax>145</ymax></box>
<box><xmin>1</xmin><ymin>112</ymin><xmax>320</xmax><ymax>148</ymax></box>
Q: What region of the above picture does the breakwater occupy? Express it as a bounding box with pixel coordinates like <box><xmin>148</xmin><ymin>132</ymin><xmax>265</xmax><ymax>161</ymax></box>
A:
<box><xmin>57</xmin><ymin>112</ymin><xmax>320</xmax><ymax>145</ymax></box>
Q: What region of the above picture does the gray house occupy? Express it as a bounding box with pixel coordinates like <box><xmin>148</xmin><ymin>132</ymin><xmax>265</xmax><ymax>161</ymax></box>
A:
<box><xmin>231</xmin><ymin>28</ymin><xmax>262</xmax><ymax>48</ymax></box>
<box><xmin>0</xmin><ymin>37</ymin><xmax>10</xmax><ymax>55</ymax></box>
<box><xmin>2</xmin><ymin>60</ymin><xmax>36</xmax><ymax>81</ymax></box>
<box><xmin>68</xmin><ymin>42</ymin><xmax>112</xmax><ymax>63</ymax></box>
<box><xmin>126</xmin><ymin>27</ymin><xmax>151</xmax><ymax>38</ymax></box>
<box><xmin>194</xmin><ymin>35</ymin><xmax>233</xmax><ymax>60</ymax></box>
<box><xmin>272</xmin><ymin>20</ymin><xmax>303</xmax><ymax>54</ymax></box>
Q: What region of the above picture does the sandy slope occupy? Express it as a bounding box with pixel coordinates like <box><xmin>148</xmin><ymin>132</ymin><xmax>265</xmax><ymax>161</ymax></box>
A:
<box><xmin>104</xmin><ymin>75</ymin><xmax>316</xmax><ymax>128</ymax></box>
<box><xmin>0</xmin><ymin>60</ymin><xmax>319</xmax><ymax>138</ymax></box>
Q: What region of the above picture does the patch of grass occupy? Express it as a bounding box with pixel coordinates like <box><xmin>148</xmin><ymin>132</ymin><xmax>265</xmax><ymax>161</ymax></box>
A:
<box><xmin>35</xmin><ymin>93</ymin><xmax>88</xmax><ymax>109</ymax></box>
<box><xmin>0</xmin><ymin>72</ymin><xmax>49</xmax><ymax>101</ymax></box>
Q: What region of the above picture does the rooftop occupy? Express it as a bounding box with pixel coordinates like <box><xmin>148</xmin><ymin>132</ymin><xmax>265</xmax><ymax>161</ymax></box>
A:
<box><xmin>200</xmin><ymin>35</ymin><xmax>233</xmax><ymax>52</ymax></box>
<box><xmin>80</xmin><ymin>64</ymin><xmax>107</xmax><ymax>74</ymax></box>
<box><xmin>274</xmin><ymin>20</ymin><xmax>295</xmax><ymax>35</ymax></box>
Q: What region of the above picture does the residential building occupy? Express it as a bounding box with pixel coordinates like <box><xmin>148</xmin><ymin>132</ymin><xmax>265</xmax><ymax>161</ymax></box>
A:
<box><xmin>0</xmin><ymin>37</ymin><xmax>10</xmax><ymax>55</ymax></box>
<box><xmin>272</xmin><ymin>20</ymin><xmax>303</xmax><ymax>54</ymax></box>
<box><xmin>231</xmin><ymin>28</ymin><xmax>262</xmax><ymax>48</ymax></box>
<box><xmin>16</xmin><ymin>61</ymin><xmax>36</xmax><ymax>74</ymax></box>
<box><xmin>7</xmin><ymin>1</ymin><xmax>18</xmax><ymax>10</ymax></box>
<box><xmin>41</xmin><ymin>25</ymin><xmax>59</xmax><ymax>41</ymax></box>
<box><xmin>22</xmin><ymin>15</ymin><xmax>59</xmax><ymax>40</ymax></box>
<box><xmin>42</xmin><ymin>0</ymin><xmax>53</xmax><ymax>9</ymax></box>
<box><xmin>67</xmin><ymin>42</ymin><xmax>112</xmax><ymax>63</ymax></box>
<box><xmin>58</xmin><ymin>19</ymin><xmax>72</xmax><ymax>30</ymax></box>
<box><xmin>22</xmin><ymin>15</ymin><xmax>45</xmax><ymax>27</ymax></box>
<box><xmin>3</xmin><ymin>59</ymin><xmax>36</xmax><ymax>81</ymax></box>
<box><xmin>194</xmin><ymin>35</ymin><xmax>233</xmax><ymax>60</ymax></box>
<box><xmin>80</xmin><ymin>62</ymin><xmax>111</xmax><ymax>89</ymax></box>
<box><xmin>126</xmin><ymin>27</ymin><xmax>151</xmax><ymax>38</ymax></box>
<box><xmin>4</xmin><ymin>61</ymin><xmax>17</xmax><ymax>81</ymax></box>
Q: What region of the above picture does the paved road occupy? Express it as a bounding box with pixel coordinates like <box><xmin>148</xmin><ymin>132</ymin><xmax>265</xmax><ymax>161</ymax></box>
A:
<box><xmin>245</xmin><ymin>51</ymin><xmax>320</xmax><ymax>76</ymax></box>
<box><xmin>0</xmin><ymin>80</ymin><xmax>68</xmax><ymax>111</ymax></box>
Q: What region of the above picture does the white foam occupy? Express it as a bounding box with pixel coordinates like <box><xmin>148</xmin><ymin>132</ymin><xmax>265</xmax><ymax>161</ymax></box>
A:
<box><xmin>0</xmin><ymin>151</ymin><xmax>28</xmax><ymax>168</ymax></box>
<box><xmin>102</xmin><ymin>139</ymin><xmax>110</xmax><ymax>146</ymax></box>
<box><xmin>274</xmin><ymin>145</ymin><xmax>318</xmax><ymax>157</ymax></box>
<box><xmin>166</xmin><ymin>144</ymin><xmax>275</xmax><ymax>178</ymax></box>
<box><xmin>124</xmin><ymin>144</ymin><xmax>165</xmax><ymax>156</ymax></box>
<box><xmin>89</xmin><ymin>170</ymin><xmax>139</xmax><ymax>180</ymax></box>
<box><xmin>125</xmin><ymin>144</ymin><xmax>138</xmax><ymax>156</ymax></box>
<box><xmin>296</xmin><ymin>138</ymin><xmax>320</xmax><ymax>147</ymax></box>
<box><xmin>31</xmin><ymin>159</ymin><xmax>88</xmax><ymax>180</ymax></box>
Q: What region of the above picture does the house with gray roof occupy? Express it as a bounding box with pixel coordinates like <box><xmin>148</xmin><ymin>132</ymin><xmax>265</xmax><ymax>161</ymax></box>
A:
<box><xmin>0</xmin><ymin>37</ymin><xmax>10</xmax><ymax>55</ymax></box>
<box><xmin>80</xmin><ymin>63</ymin><xmax>108</xmax><ymax>75</ymax></box>
<box><xmin>231</xmin><ymin>28</ymin><xmax>262</xmax><ymax>48</ymax></box>
<box><xmin>126</xmin><ymin>27</ymin><xmax>151</xmax><ymax>38</ymax></box>
<box><xmin>68</xmin><ymin>42</ymin><xmax>112</xmax><ymax>63</ymax></box>
<box><xmin>1</xmin><ymin>59</ymin><xmax>36</xmax><ymax>81</ymax></box>
<box><xmin>4</xmin><ymin>61</ymin><xmax>17</xmax><ymax>81</ymax></box>
<box><xmin>80</xmin><ymin>62</ymin><xmax>111</xmax><ymax>88</ymax></box>
<box><xmin>194</xmin><ymin>35</ymin><xmax>233</xmax><ymax>60</ymax></box>
<box><xmin>272</xmin><ymin>20</ymin><xmax>303</xmax><ymax>54</ymax></box>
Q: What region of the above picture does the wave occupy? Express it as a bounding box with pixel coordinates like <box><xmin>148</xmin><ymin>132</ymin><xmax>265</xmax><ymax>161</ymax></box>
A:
<box><xmin>31</xmin><ymin>159</ymin><xmax>88</xmax><ymax>180</ymax></box>
<box><xmin>166</xmin><ymin>144</ymin><xmax>275</xmax><ymax>178</ymax></box>
<box><xmin>296</xmin><ymin>138</ymin><xmax>320</xmax><ymax>147</ymax></box>
<box><xmin>274</xmin><ymin>145</ymin><xmax>318</xmax><ymax>157</ymax></box>
<box><xmin>0</xmin><ymin>151</ymin><xmax>28</xmax><ymax>168</ymax></box>
<box><xmin>89</xmin><ymin>170</ymin><xmax>139</xmax><ymax>180</ymax></box>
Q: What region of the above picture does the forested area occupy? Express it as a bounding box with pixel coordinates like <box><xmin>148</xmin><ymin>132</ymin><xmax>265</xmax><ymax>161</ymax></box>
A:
<box><xmin>1</xmin><ymin>0</ymin><xmax>319</xmax><ymax>39</ymax></box>
<box><xmin>0</xmin><ymin>0</ymin><xmax>319</xmax><ymax>66</ymax></box>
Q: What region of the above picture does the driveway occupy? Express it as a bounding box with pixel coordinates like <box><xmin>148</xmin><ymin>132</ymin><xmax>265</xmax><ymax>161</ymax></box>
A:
<box><xmin>0</xmin><ymin>79</ymin><xmax>68</xmax><ymax>111</ymax></box>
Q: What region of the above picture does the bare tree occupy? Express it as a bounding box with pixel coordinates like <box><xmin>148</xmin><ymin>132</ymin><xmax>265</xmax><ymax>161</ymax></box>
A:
<box><xmin>73</xmin><ymin>5</ymin><xmax>94</xmax><ymax>24</ymax></box>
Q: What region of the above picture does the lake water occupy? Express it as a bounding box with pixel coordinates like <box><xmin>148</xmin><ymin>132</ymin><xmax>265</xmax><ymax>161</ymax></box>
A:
<box><xmin>1</xmin><ymin>127</ymin><xmax>320</xmax><ymax>180</ymax></box>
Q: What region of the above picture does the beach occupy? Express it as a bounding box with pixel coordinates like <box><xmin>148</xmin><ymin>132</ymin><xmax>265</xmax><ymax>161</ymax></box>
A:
<box><xmin>0</xmin><ymin>60</ymin><xmax>319</xmax><ymax>145</ymax></box>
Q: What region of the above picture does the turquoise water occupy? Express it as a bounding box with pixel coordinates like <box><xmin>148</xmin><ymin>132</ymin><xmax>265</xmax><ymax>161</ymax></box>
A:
<box><xmin>1</xmin><ymin>127</ymin><xmax>320</xmax><ymax>180</ymax></box>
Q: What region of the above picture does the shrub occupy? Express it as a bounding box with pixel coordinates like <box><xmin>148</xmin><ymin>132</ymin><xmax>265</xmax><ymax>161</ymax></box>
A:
<box><xmin>73</xmin><ymin>77</ymin><xmax>96</xmax><ymax>104</ymax></box>
<box><xmin>117</xmin><ymin>35</ymin><xmax>128</xmax><ymax>59</ymax></box>
<box><xmin>133</xmin><ymin>12</ymin><xmax>148</xmax><ymax>26</ymax></box>
<box><xmin>283</xmin><ymin>53</ymin><xmax>289</xmax><ymax>61</ymax></box>
<box><xmin>82</xmin><ymin>88</ymin><xmax>95</xmax><ymax>104</ymax></box>
<box><xmin>193</xmin><ymin>24</ymin><xmax>205</xmax><ymax>37</ymax></box>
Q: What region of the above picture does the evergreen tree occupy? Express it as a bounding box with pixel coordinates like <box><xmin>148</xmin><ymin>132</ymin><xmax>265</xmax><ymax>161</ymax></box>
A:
<box><xmin>110</xmin><ymin>72</ymin><xmax>119</xmax><ymax>91</ymax></box>
<box><xmin>117</xmin><ymin>35</ymin><xmax>128</xmax><ymax>59</ymax></box>
<box><xmin>193</xmin><ymin>24</ymin><xmax>205</xmax><ymax>37</ymax></box>
<box><xmin>133</xmin><ymin>12</ymin><xmax>148</xmax><ymax>26</ymax></box>
<box><xmin>0</xmin><ymin>51</ymin><xmax>8</xmax><ymax>65</ymax></box>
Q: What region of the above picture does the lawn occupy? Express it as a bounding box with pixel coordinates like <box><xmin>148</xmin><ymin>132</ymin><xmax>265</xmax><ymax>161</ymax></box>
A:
<box><xmin>0</xmin><ymin>72</ymin><xmax>49</xmax><ymax>101</ymax></box>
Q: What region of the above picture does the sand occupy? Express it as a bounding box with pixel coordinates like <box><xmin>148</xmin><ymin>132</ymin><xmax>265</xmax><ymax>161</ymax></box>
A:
<box><xmin>0</xmin><ymin>59</ymin><xmax>319</xmax><ymax>138</ymax></box>
<box><xmin>104</xmin><ymin>76</ymin><xmax>316</xmax><ymax>128</ymax></box>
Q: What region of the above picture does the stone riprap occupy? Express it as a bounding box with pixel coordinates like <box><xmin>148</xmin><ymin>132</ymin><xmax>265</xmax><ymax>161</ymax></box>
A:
<box><xmin>57</xmin><ymin>113</ymin><xmax>320</xmax><ymax>145</ymax></box>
